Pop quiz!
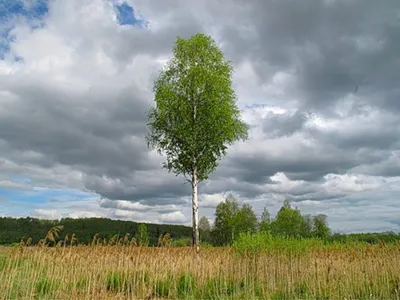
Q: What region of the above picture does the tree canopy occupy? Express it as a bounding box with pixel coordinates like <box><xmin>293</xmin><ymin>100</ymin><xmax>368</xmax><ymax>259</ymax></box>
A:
<box><xmin>146</xmin><ymin>33</ymin><xmax>248</xmax><ymax>182</ymax></box>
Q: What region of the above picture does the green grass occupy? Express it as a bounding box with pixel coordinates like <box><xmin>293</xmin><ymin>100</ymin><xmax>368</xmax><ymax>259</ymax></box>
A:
<box><xmin>0</xmin><ymin>242</ymin><xmax>399</xmax><ymax>299</ymax></box>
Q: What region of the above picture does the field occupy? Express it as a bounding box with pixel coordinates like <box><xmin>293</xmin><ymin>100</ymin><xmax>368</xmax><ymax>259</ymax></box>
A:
<box><xmin>1</xmin><ymin>242</ymin><xmax>400</xmax><ymax>300</ymax></box>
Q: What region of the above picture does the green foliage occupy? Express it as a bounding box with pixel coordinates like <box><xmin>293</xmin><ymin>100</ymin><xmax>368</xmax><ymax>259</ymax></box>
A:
<box><xmin>259</xmin><ymin>206</ymin><xmax>271</xmax><ymax>232</ymax></box>
<box><xmin>236</xmin><ymin>203</ymin><xmax>258</xmax><ymax>234</ymax></box>
<box><xmin>172</xmin><ymin>237</ymin><xmax>191</xmax><ymax>247</ymax></box>
<box><xmin>177</xmin><ymin>273</ymin><xmax>198</xmax><ymax>298</ymax></box>
<box><xmin>294</xmin><ymin>282</ymin><xmax>310</xmax><ymax>298</ymax></box>
<box><xmin>300</xmin><ymin>214</ymin><xmax>313</xmax><ymax>238</ymax></box>
<box><xmin>135</xmin><ymin>223</ymin><xmax>149</xmax><ymax>246</ymax></box>
<box><xmin>233</xmin><ymin>231</ymin><xmax>328</xmax><ymax>256</ymax></box>
<box><xmin>35</xmin><ymin>277</ymin><xmax>60</xmax><ymax>297</ymax></box>
<box><xmin>105</xmin><ymin>271</ymin><xmax>133</xmax><ymax>293</ymax></box>
<box><xmin>213</xmin><ymin>194</ymin><xmax>240</xmax><ymax>245</ymax></box>
<box><xmin>212</xmin><ymin>194</ymin><xmax>258</xmax><ymax>246</ymax></box>
<box><xmin>312</xmin><ymin>214</ymin><xmax>331</xmax><ymax>238</ymax></box>
<box><xmin>154</xmin><ymin>277</ymin><xmax>173</xmax><ymax>297</ymax></box>
<box><xmin>203</xmin><ymin>277</ymin><xmax>238</xmax><ymax>298</ymax></box>
<box><xmin>0</xmin><ymin>217</ymin><xmax>192</xmax><ymax>246</ymax></box>
<box><xmin>232</xmin><ymin>231</ymin><xmax>274</xmax><ymax>255</ymax></box>
<box><xmin>199</xmin><ymin>216</ymin><xmax>212</xmax><ymax>244</ymax></box>
<box><xmin>270</xmin><ymin>200</ymin><xmax>305</xmax><ymax>238</ymax></box>
<box><xmin>146</xmin><ymin>33</ymin><xmax>248</xmax><ymax>182</ymax></box>
<box><xmin>327</xmin><ymin>231</ymin><xmax>400</xmax><ymax>244</ymax></box>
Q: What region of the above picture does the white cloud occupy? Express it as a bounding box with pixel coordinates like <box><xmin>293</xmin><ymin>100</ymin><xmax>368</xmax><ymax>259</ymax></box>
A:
<box><xmin>68</xmin><ymin>211</ymin><xmax>103</xmax><ymax>219</ymax></box>
<box><xmin>32</xmin><ymin>209</ymin><xmax>62</xmax><ymax>220</ymax></box>
<box><xmin>199</xmin><ymin>193</ymin><xmax>226</xmax><ymax>208</ymax></box>
<box><xmin>112</xmin><ymin>209</ymin><xmax>145</xmax><ymax>219</ymax></box>
<box><xmin>159</xmin><ymin>211</ymin><xmax>188</xmax><ymax>224</ymax></box>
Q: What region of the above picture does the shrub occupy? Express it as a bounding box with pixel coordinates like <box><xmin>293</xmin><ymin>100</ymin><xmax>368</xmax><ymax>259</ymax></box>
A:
<box><xmin>172</xmin><ymin>237</ymin><xmax>191</xmax><ymax>247</ymax></box>
<box><xmin>232</xmin><ymin>231</ymin><xmax>327</xmax><ymax>256</ymax></box>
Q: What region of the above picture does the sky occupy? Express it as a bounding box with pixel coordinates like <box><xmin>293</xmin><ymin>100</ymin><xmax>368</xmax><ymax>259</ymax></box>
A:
<box><xmin>0</xmin><ymin>0</ymin><xmax>400</xmax><ymax>233</ymax></box>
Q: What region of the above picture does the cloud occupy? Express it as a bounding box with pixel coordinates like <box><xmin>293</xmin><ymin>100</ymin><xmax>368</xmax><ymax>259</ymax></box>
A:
<box><xmin>32</xmin><ymin>209</ymin><xmax>61</xmax><ymax>220</ymax></box>
<box><xmin>262</xmin><ymin>110</ymin><xmax>309</xmax><ymax>138</ymax></box>
<box><xmin>99</xmin><ymin>198</ymin><xmax>181</xmax><ymax>213</ymax></box>
<box><xmin>0</xmin><ymin>0</ymin><xmax>49</xmax><ymax>59</ymax></box>
<box><xmin>0</xmin><ymin>0</ymin><xmax>399</xmax><ymax>232</ymax></box>
<box><xmin>68</xmin><ymin>211</ymin><xmax>102</xmax><ymax>219</ymax></box>
<box><xmin>158</xmin><ymin>211</ymin><xmax>188</xmax><ymax>224</ymax></box>
<box><xmin>215</xmin><ymin>0</ymin><xmax>400</xmax><ymax>112</ymax></box>
<box><xmin>199</xmin><ymin>193</ymin><xmax>226</xmax><ymax>208</ymax></box>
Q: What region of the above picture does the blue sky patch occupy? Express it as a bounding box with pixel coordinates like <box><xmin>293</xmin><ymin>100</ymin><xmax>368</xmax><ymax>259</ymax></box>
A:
<box><xmin>0</xmin><ymin>0</ymin><xmax>49</xmax><ymax>59</ymax></box>
<box><xmin>0</xmin><ymin>185</ymin><xmax>98</xmax><ymax>217</ymax></box>
<box><xmin>113</xmin><ymin>2</ymin><xmax>147</xmax><ymax>27</ymax></box>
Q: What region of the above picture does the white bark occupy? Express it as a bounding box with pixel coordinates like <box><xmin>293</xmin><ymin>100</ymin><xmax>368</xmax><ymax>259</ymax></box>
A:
<box><xmin>192</xmin><ymin>171</ymin><xmax>199</xmax><ymax>252</ymax></box>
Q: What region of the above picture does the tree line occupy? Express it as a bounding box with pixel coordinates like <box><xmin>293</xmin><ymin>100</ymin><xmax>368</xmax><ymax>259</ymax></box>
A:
<box><xmin>200</xmin><ymin>195</ymin><xmax>331</xmax><ymax>246</ymax></box>
<box><xmin>1</xmin><ymin>194</ymin><xmax>399</xmax><ymax>246</ymax></box>
<box><xmin>200</xmin><ymin>194</ymin><xmax>400</xmax><ymax>246</ymax></box>
<box><xmin>0</xmin><ymin>217</ymin><xmax>191</xmax><ymax>246</ymax></box>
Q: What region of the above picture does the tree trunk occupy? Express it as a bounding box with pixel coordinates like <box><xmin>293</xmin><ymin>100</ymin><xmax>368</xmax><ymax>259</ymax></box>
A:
<box><xmin>192</xmin><ymin>171</ymin><xmax>200</xmax><ymax>253</ymax></box>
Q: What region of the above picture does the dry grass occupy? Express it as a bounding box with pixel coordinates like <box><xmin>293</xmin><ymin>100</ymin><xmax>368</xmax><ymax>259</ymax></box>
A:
<box><xmin>1</xmin><ymin>243</ymin><xmax>400</xmax><ymax>299</ymax></box>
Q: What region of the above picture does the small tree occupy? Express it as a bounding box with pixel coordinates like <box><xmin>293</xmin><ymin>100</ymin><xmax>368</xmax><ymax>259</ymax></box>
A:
<box><xmin>135</xmin><ymin>223</ymin><xmax>149</xmax><ymax>247</ymax></box>
<box><xmin>301</xmin><ymin>214</ymin><xmax>314</xmax><ymax>238</ymax></box>
<box><xmin>271</xmin><ymin>200</ymin><xmax>304</xmax><ymax>238</ymax></box>
<box><xmin>312</xmin><ymin>214</ymin><xmax>331</xmax><ymax>239</ymax></box>
<box><xmin>236</xmin><ymin>203</ymin><xmax>258</xmax><ymax>234</ymax></box>
<box><xmin>259</xmin><ymin>207</ymin><xmax>271</xmax><ymax>232</ymax></box>
<box><xmin>212</xmin><ymin>194</ymin><xmax>240</xmax><ymax>246</ymax></box>
<box><xmin>146</xmin><ymin>33</ymin><xmax>248</xmax><ymax>251</ymax></box>
<box><xmin>199</xmin><ymin>216</ymin><xmax>211</xmax><ymax>244</ymax></box>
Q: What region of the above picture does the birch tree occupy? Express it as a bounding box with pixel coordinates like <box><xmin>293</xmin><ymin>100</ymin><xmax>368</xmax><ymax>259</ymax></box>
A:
<box><xmin>146</xmin><ymin>33</ymin><xmax>248</xmax><ymax>251</ymax></box>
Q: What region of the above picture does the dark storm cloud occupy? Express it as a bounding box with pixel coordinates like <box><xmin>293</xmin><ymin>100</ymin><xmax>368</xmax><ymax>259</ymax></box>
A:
<box><xmin>221</xmin><ymin>146</ymin><xmax>358</xmax><ymax>183</ymax></box>
<box><xmin>217</xmin><ymin>0</ymin><xmax>400</xmax><ymax>113</ymax></box>
<box><xmin>262</xmin><ymin>111</ymin><xmax>309</xmax><ymax>138</ymax></box>
<box><xmin>83</xmin><ymin>173</ymin><xmax>190</xmax><ymax>205</ymax></box>
<box><xmin>0</xmin><ymin>77</ymin><xmax>152</xmax><ymax>178</ymax></box>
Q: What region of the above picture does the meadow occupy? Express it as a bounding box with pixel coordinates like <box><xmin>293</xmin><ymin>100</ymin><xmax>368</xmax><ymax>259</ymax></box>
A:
<box><xmin>1</xmin><ymin>238</ymin><xmax>400</xmax><ymax>299</ymax></box>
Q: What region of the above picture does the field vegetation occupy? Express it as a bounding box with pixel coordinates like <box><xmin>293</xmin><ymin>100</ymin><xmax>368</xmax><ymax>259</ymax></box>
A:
<box><xmin>1</xmin><ymin>235</ymin><xmax>400</xmax><ymax>299</ymax></box>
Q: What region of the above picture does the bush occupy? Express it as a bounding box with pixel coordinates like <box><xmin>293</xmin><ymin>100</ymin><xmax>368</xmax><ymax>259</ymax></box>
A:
<box><xmin>172</xmin><ymin>237</ymin><xmax>191</xmax><ymax>247</ymax></box>
<box><xmin>232</xmin><ymin>231</ymin><xmax>274</xmax><ymax>255</ymax></box>
<box><xmin>232</xmin><ymin>231</ymin><xmax>327</xmax><ymax>256</ymax></box>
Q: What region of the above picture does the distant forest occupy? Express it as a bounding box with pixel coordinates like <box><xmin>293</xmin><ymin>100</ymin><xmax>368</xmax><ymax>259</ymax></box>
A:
<box><xmin>1</xmin><ymin>195</ymin><xmax>399</xmax><ymax>246</ymax></box>
<box><xmin>0</xmin><ymin>217</ymin><xmax>192</xmax><ymax>246</ymax></box>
